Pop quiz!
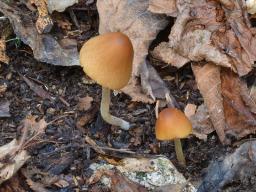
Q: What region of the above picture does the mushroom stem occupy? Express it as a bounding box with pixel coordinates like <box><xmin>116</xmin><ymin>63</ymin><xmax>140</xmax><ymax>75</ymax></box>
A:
<box><xmin>100</xmin><ymin>87</ymin><xmax>130</xmax><ymax>130</ymax></box>
<box><xmin>174</xmin><ymin>138</ymin><xmax>186</xmax><ymax>166</ymax></box>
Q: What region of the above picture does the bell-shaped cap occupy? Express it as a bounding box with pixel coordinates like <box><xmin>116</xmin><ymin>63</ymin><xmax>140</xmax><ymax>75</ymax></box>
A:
<box><xmin>79</xmin><ymin>32</ymin><xmax>134</xmax><ymax>90</ymax></box>
<box><xmin>155</xmin><ymin>108</ymin><xmax>192</xmax><ymax>140</ymax></box>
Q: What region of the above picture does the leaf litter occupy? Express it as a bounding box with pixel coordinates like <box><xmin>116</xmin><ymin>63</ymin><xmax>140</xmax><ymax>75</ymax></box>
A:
<box><xmin>0</xmin><ymin>0</ymin><xmax>256</xmax><ymax>191</ymax></box>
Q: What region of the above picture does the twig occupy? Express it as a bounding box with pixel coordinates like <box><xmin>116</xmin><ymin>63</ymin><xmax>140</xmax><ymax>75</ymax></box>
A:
<box><xmin>58</xmin><ymin>96</ymin><xmax>70</xmax><ymax>107</ymax></box>
<box><xmin>85</xmin><ymin>136</ymin><xmax>106</xmax><ymax>155</ymax></box>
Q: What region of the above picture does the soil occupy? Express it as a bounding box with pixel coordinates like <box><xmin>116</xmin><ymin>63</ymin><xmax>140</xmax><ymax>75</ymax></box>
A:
<box><xmin>0</xmin><ymin>1</ymin><xmax>254</xmax><ymax>192</ymax></box>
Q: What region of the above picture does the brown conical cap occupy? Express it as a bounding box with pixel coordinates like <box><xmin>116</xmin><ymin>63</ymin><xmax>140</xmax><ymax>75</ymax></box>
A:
<box><xmin>155</xmin><ymin>108</ymin><xmax>192</xmax><ymax>140</ymax></box>
<box><xmin>79</xmin><ymin>32</ymin><xmax>134</xmax><ymax>90</ymax></box>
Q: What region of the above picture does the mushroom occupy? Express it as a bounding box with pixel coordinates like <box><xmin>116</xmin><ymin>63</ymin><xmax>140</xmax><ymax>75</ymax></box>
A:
<box><xmin>155</xmin><ymin>108</ymin><xmax>192</xmax><ymax>166</ymax></box>
<box><xmin>79</xmin><ymin>32</ymin><xmax>134</xmax><ymax>130</ymax></box>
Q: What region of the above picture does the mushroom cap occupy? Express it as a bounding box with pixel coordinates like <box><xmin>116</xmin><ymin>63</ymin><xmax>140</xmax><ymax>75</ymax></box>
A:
<box><xmin>155</xmin><ymin>108</ymin><xmax>192</xmax><ymax>140</ymax></box>
<box><xmin>79</xmin><ymin>32</ymin><xmax>134</xmax><ymax>90</ymax></box>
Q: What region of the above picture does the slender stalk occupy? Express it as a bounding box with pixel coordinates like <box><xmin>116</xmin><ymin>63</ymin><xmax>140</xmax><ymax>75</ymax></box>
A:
<box><xmin>174</xmin><ymin>138</ymin><xmax>186</xmax><ymax>166</ymax></box>
<box><xmin>100</xmin><ymin>87</ymin><xmax>130</xmax><ymax>130</ymax></box>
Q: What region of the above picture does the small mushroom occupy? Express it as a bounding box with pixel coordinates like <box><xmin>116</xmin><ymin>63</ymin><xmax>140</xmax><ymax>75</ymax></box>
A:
<box><xmin>155</xmin><ymin>108</ymin><xmax>192</xmax><ymax>166</ymax></box>
<box><xmin>79</xmin><ymin>32</ymin><xmax>134</xmax><ymax>130</ymax></box>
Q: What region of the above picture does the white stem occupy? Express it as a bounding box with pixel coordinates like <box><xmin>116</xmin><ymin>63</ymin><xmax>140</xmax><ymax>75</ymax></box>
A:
<box><xmin>100</xmin><ymin>87</ymin><xmax>130</xmax><ymax>130</ymax></box>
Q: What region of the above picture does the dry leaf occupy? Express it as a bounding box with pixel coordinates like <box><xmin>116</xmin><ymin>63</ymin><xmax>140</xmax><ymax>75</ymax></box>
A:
<box><xmin>190</xmin><ymin>104</ymin><xmax>214</xmax><ymax>141</ymax></box>
<box><xmin>152</xmin><ymin>42</ymin><xmax>189</xmax><ymax>69</ymax></box>
<box><xmin>148</xmin><ymin>0</ymin><xmax>177</xmax><ymax>16</ymax></box>
<box><xmin>192</xmin><ymin>63</ymin><xmax>226</xmax><ymax>143</ymax></box>
<box><xmin>108</xmin><ymin>170</ymin><xmax>148</xmax><ymax>192</ymax></box>
<box><xmin>0</xmin><ymin>175</ymin><xmax>27</xmax><ymax>192</ymax></box>
<box><xmin>0</xmin><ymin>1</ymin><xmax>80</xmax><ymax>67</ymax></box>
<box><xmin>22</xmin><ymin>166</ymin><xmax>59</xmax><ymax>192</ymax></box>
<box><xmin>30</xmin><ymin>0</ymin><xmax>53</xmax><ymax>34</ymax></box>
<box><xmin>20</xmin><ymin>74</ymin><xmax>54</xmax><ymax>101</ymax></box>
<box><xmin>97</xmin><ymin>0</ymin><xmax>170</xmax><ymax>102</ymax></box>
<box><xmin>0</xmin><ymin>39</ymin><xmax>9</xmax><ymax>64</ymax></box>
<box><xmin>193</xmin><ymin>64</ymin><xmax>256</xmax><ymax>143</ymax></box>
<box><xmin>78</xmin><ymin>96</ymin><xmax>93</xmax><ymax>111</ymax></box>
<box><xmin>155</xmin><ymin>0</ymin><xmax>256</xmax><ymax>76</ymax></box>
<box><xmin>247</xmin><ymin>0</ymin><xmax>256</xmax><ymax>14</ymax></box>
<box><xmin>184</xmin><ymin>103</ymin><xmax>197</xmax><ymax>118</ymax></box>
<box><xmin>221</xmin><ymin>69</ymin><xmax>256</xmax><ymax>139</ymax></box>
<box><xmin>0</xmin><ymin>100</ymin><xmax>10</xmax><ymax>117</ymax></box>
<box><xmin>0</xmin><ymin>139</ymin><xmax>30</xmax><ymax>185</ymax></box>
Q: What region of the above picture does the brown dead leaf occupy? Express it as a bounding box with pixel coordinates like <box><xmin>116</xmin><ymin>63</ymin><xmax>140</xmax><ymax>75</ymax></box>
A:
<box><xmin>22</xmin><ymin>166</ymin><xmax>59</xmax><ymax>192</ymax></box>
<box><xmin>193</xmin><ymin>63</ymin><xmax>256</xmax><ymax>143</ymax></box>
<box><xmin>0</xmin><ymin>139</ymin><xmax>30</xmax><ymax>185</ymax></box>
<box><xmin>109</xmin><ymin>171</ymin><xmax>148</xmax><ymax>192</ymax></box>
<box><xmin>90</xmin><ymin>169</ymin><xmax>147</xmax><ymax>192</ymax></box>
<box><xmin>184</xmin><ymin>103</ymin><xmax>197</xmax><ymax>118</ymax></box>
<box><xmin>0</xmin><ymin>175</ymin><xmax>27</xmax><ymax>192</ymax></box>
<box><xmin>30</xmin><ymin>0</ymin><xmax>53</xmax><ymax>34</ymax></box>
<box><xmin>97</xmin><ymin>0</ymin><xmax>171</xmax><ymax>102</ymax></box>
<box><xmin>0</xmin><ymin>82</ymin><xmax>7</xmax><ymax>95</ymax></box>
<box><xmin>148</xmin><ymin>0</ymin><xmax>177</xmax><ymax>16</ymax></box>
<box><xmin>20</xmin><ymin>74</ymin><xmax>54</xmax><ymax>101</ymax></box>
<box><xmin>0</xmin><ymin>39</ymin><xmax>9</xmax><ymax>64</ymax></box>
<box><xmin>221</xmin><ymin>69</ymin><xmax>256</xmax><ymax>139</ymax></box>
<box><xmin>0</xmin><ymin>115</ymin><xmax>49</xmax><ymax>184</ymax></box>
<box><xmin>155</xmin><ymin>0</ymin><xmax>256</xmax><ymax>77</ymax></box>
<box><xmin>0</xmin><ymin>1</ymin><xmax>80</xmax><ymax>66</ymax></box>
<box><xmin>192</xmin><ymin>63</ymin><xmax>226</xmax><ymax>143</ymax></box>
<box><xmin>78</xmin><ymin>96</ymin><xmax>93</xmax><ymax>111</ymax></box>
<box><xmin>190</xmin><ymin>104</ymin><xmax>214</xmax><ymax>141</ymax></box>
<box><xmin>152</xmin><ymin>42</ymin><xmax>189</xmax><ymax>69</ymax></box>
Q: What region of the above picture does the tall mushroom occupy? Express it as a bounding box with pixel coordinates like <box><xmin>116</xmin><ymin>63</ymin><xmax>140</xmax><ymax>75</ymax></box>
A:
<box><xmin>155</xmin><ymin>108</ymin><xmax>192</xmax><ymax>166</ymax></box>
<box><xmin>79</xmin><ymin>32</ymin><xmax>134</xmax><ymax>130</ymax></box>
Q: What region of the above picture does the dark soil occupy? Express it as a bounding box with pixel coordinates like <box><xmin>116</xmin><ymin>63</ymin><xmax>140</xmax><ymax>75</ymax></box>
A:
<box><xmin>0</xmin><ymin>1</ymin><xmax>253</xmax><ymax>192</ymax></box>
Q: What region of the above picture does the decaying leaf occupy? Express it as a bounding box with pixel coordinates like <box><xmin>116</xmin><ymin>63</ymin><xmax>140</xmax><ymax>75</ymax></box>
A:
<box><xmin>109</xmin><ymin>170</ymin><xmax>148</xmax><ymax>192</ymax></box>
<box><xmin>193</xmin><ymin>63</ymin><xmax>256</xmax><ymax>143</ymax></box>
<box><xmin>77</xmin><ymin>96</ymin><xmax>93</xmax><ymax>111</ymax></box>
<box><xmin>189</xmin><ymin>104</ymin><xmax>214</xmax><ymax>141</ymax></box>
<box><xmin>247</xmin><ymin>0</ymin><xmax>256</xmax><ymax>14</ymax></box>
<box><xmin>0</xmin><ymin>18</ymin><xmax>12</xmax><ymax>64</ymax></box>
<box><xmin>0</xmin><ymin>115</ymin><xmax>49</xmax><ymax>184</ymax></box>
<box><xmin>148</xmin><ymin>0</ymin><xmax>177</xmax><ymax>16</ymax></box>
<box><xmin>161</xmin><ymin>0</ymin><xmax>256</xmax><ymax>76</ymax></box>
<box><xmin>0</xmin><ymin>39</ymin><xmax>9</xmax><ymax>64</ymax></box>
<box><xmin>0</xmin><ymin>100</ymin><xmax>10</xmax><ymax>117</ymax></box>
<box><xmin>192</xmin><ymin>63</ymin><xmax>226</xmax><ymax>143</ymax></box>
<box><xmin>20</xmin><ymin>74</ymin><xmax>54</xmax><ymax>101</ymax></box>
<box><xmin>0</xmin><ymin>139</ymin><xmax>30</xmax><ymax>185</ymax></box>
<box><xmin>97</xmin><ymin>0</ymin><xmax>171</xmax><ymax>102</ymax></box>
<box><xmin>184</xmin><ymin>103</ymin><xmax>197</xmax><ymax>118</ymax></box>
<box><xmin>0</xmin><ymin>175</ymin><xmax>27</xmax><ymax>192</ymax></box>
<box><xmin>0</xmin><ymin>1</ymin><xmax>80</xmax><ymax>67</ymax></box>
<box><xmin>198</xmin><ymin>141</ymin><xmax>256</xmax><ymax>192</ymax></box>
<box><xmin>30</xmin><ymin>0</ymin><xmax>53</xmax><ymax>34</ymax></box>
<box><xmin>152</xmin><ymin>42</ymin><xmax>189</xmax><ymax>69</ymax></box>
<box><xmin>22</xmin><ymin>166</ymin><xmax>59</xmax><ymax>192</ymax></box>
<box><xmin>221</xmin><ymin>69</ymin><xmax>256</xmax><ymax>139</ymax></box>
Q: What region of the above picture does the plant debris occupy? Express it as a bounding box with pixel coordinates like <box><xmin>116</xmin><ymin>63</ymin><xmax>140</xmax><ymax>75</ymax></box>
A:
<box><xmin>198</xmin><ymin>141</ymin><xmax>256</xmax><ymax>192</ymax></box>
<box><xmin>0</xmin><ymin>1</ymin><xmax>80</xmax><ymax>67</ymax></box>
